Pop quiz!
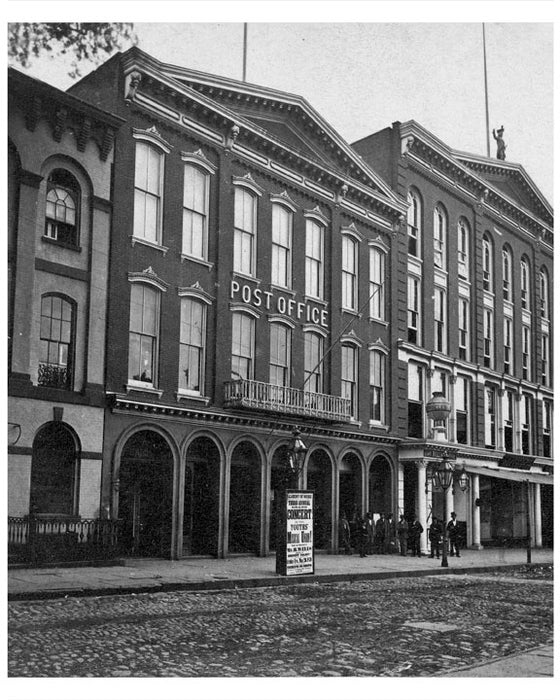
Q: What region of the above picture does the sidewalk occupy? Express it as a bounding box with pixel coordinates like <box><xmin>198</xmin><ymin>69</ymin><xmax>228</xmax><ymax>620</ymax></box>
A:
<box><xmin>8</xmin><ymin>546</ymin><xmax>552</xmax><ymax>601</ymax></box>
<box><xmin>444</xmin><ymin>642</ymin><xmax>554</xmax><ymax>677</ymax></box>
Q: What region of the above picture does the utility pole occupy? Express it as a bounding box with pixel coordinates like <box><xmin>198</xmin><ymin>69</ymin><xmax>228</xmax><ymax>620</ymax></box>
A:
<box><xmin>482</xmin><ymin>24</ymin><xmax>491</xmax><ymax>158</ymax></box>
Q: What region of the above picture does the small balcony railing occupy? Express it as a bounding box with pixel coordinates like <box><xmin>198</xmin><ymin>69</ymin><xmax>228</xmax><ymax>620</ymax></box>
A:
<box><xmin>38</xmin><ymin>363</ymin><xmax>70</xmax><ymax>389</ymax></box>
<box><xmin>224</xmin><ymin>379</ymin><xmax>353</xmax><ymax>422</ymax></box>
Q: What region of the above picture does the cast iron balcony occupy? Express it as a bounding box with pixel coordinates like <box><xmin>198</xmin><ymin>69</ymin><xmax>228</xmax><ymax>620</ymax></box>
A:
<box><xmin>224</xmin><ymin>379</ymin><xmax>352</xmax><ymax>423</ymax></box>
<box><xmin>38</xmin><ymin>363</ymin><xmax>70</xmax><ymax>389</ymax></box>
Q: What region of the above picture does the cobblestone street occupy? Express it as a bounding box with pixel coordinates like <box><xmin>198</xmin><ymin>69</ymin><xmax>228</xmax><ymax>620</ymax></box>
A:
<box><xmin>8</xmin><ymin>571</ymin><xmax>552</xmax><ymax>677</ymax></box>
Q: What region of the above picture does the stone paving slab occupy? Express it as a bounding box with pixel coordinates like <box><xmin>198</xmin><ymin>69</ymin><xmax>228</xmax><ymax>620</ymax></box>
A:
<box><xmin>444</xmin><ymin>643</ymin><xmax>554</xmax><ymax>677</ymax></box>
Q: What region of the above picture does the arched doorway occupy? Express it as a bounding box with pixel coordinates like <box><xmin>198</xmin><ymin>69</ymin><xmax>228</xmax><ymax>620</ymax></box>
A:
<box><xmin>229</xmin><ymin>441</ymin><xmax>261</xmax><ymax>554</ymax></box>
<box><xmin>30</xmin><ymin>422</ymin><xmax>79</xmax><ymax>515</ymax></box>
<box><xmin>339</xmin><ymin>452</ymin><xmax>362</xmax><ymax>525</ymax></box>
<box><xmin>369</xmin><ymin>455</ymin><xmax>393</xmax><ymax>517</ymax></box>
<box><xmin>119</xmin><ymin>430</ymin><xmax>174</xmax><ymax>558</ymax></box>
<box><xmin>306</xmin><ymin>449</ymin><xmax>332</xmax><ymax>550</ymax></box>
<box><xmin>269</xmin><ymin>445</ymin><xmax>298</xmax><ymax>551</ymax></box>
<box><xmin>184</xmin><ymin>436</ymin><xmax>221</xmax><ymax>556</ymax></box>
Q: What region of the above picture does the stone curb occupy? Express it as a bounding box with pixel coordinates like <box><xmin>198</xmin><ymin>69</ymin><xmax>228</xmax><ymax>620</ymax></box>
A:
<box><xmin>8</xmin><ymin>563</ymin><xmax>538</xmax><ymax>602</ymax></box>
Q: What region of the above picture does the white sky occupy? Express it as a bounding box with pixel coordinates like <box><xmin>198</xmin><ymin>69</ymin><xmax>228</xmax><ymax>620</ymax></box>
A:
<box><xmin>7</xmin><ymin>4</ymin><xmax>555</xmax><ymax>203</ymax></box>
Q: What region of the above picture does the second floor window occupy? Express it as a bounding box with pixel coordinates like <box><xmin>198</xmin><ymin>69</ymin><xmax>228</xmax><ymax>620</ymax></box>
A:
<box><xmin>342</xmin><ymin>235</ymin><xmax>358</xmax><ymax>310</ymax></box>
<box><xmin>369</xmin><ymin>247</ymin><xmax>385</xmax><ymax>320</ymax></box>
<box><xmin>182</xmin><ymin>164</ymin><xmax>209</xmax><ymax>260</ymax></box>
<box><xmin>234</xmin><ymin>187</ymin><xmax>257</xmax><ymax>276</ymax></box>
<box><xmin>45</xmin><ymin>170</ymin><xmax>79</xmax><ymax>247</ymax></box>
<box><xmin>134</xmin><ymin>142</ymin><xmax>164</xmax><ymax>244</ymax></box>
<box><xmin>483</xmin><ymin>309</ymin><xmax>494</xmax><ymax>369</ymax></box>
<box><xmin>503</xmin><ymin>318</ymin><xmax>513</xmax><ymax>375</ymax></box>
<box><xmin>522</xmin><ymin>325</ymin><xmax>531</xmax><ymax>380</ymax></box>
<box><xmin>433</xmin><ymin>205</ymin><xmax>447</xmax><ymax>270</ymax></box>
<box><xmin>341</xmin><ymin>344</ymin><xmax>357</xmax><ymax>418</ymax></box>
<box><xmin>455</xmin><ymin>376</ymin><xmax>469</xmax><ymax>445</ymax></box>
<box><xmin>504</xmin><ymin>390</ymin><xmax>514</xmax><ymax>452</ymax></box>
<box><xmin>434</xmin><ymin>287</ymin><xmax>447</xmax><ymax>353</ymax></box>
<box><xmin>542</xmin><ymin>333</ymin><xmax>550</xmax><ymax>386</ymax></box>
<box><xmin>271</xmin><ymin>204</ymin><xmax>292</xmax><ymax>288</ymax></box>
<box><xmin>408</xmin><ymin>362</ymin><xmax>424</xmax><ymax>438</ymax></box>
<box><xmin>502</xmin><ymin>248</ymin><xmax>512</xmax><ymax>301</ymax></box>
<box><xmin>521</xmin><ymin>394</ymin><xmax>533</xmax><ymax>455</ymax></box>
<box><xmin>38</xmin><ymin>294</ymin><xmax>73</xmax><ymax>389</ymax></box>
<box><xmin>269</xmin><ymin>323</ymin><xmax>291</xmax><ymax>387</ymax></box>
<box><xmin>482</xmin><ymin>234</ymin><xmax>493</xmax><ymax>292</ymax></box>
<box><xmin>370</xmin><ymin>350</ymin><xmax>385</xmax><ymax>424</ymax></box>
<box><xmin>485</xmin><ymin>386</ymin><xmax>496</xmax><ymax>448</ymax></box>
<box><xmin>520</xmin><ymin>259</ymin><xmax>531</xmax><ymax>310</ymax></box>
<box><xmin>231</xmin><ymin>312</ymin><xmax>255</xmax><ymax>380</ymax></box>
<box><xmin>457</xmin><ymin>218</ymin><xmax>469</xmax><ymax>279</ymax></box>
<box><xmin>458</xmin><ymin>297</ymin><xmax>469</xmax><ymax>361</ymax></box>
<box><xmin>304</xmin><ymin>331</ymin><xmax>324</xmax><ymax>394</ymax></box>
<box><xmin>305</xmin><ymin>218</ymin><xmax>324</xmax><ymax>299</ymax></box>
<box><xmin>407</xmin><ymin>276</ymin><xmax>421</xmax><ymax>344</ymax></box>
<box><xmin>540</xmin><ymin>268</ymin><xmax>550</xmax><ymax>319</ymax></box>
<box><xmin>543</xmin><ymin>400</ymin><xmax>552</xmax><ymax>457</ymax></box>
<box><xmin>179</xmin><ymin>297</ymin><xmax>206</xmax><ymax>394</ymax></box>
<box><xmin>128</xmin><ymin>284</ymin><xmax>160</xmax><ymax>384</ymax></box>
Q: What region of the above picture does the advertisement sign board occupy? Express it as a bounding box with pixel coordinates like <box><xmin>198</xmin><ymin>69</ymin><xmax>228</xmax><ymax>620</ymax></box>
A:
<box><xmin>275</xmin><ymin>490</ymin><xmax>314</xmax><ymax>576</ymax></box>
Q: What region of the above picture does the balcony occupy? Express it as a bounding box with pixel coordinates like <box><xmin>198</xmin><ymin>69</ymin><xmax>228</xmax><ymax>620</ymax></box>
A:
<box><xmin>224</xmin><ymin>379</ymin><xmax>352</xmax><ymax>423</ymax></box>
<box><xmin>38</xmin><ymin>363</ymin><xmax>70</xmax><ymax>389</ymax></box>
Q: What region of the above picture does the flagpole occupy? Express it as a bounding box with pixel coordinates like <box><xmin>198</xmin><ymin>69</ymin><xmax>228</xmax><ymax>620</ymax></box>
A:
<box><xmin>242</xmin><ymin>23</ymin><xmax>248</xmax><ymax>82</ymax></box>
<box><xmin>483</xmin><ymin>23</ymin><xmax>490</xmax><ymax>157</ymax></box>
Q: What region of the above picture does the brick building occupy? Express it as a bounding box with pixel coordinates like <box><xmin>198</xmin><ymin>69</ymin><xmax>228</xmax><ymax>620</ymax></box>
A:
<box><xmin>353</xmin><ymin>121</ymin><xmax>553</xmax><ymax>551</ymax></box>
<box><xmin>67</xmin><ymin>47</ymin><xmax>408</xmax><ymax>559</ymax></box>
<box><xmin>8</xmin><ymin>68</ymin><xmax>124</xmax><ymax>560</ymax></box>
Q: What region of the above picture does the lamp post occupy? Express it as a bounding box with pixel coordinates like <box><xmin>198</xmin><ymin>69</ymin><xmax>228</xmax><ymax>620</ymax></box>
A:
<box><xmin>425</xmin><ymin>393</ymin><xmax>469</xmax><ymax>567</ymax></box>
<box><xmin>286</xmin><ymin>428</ymin><xmax>308</xmax><ymax>476</ymax></box>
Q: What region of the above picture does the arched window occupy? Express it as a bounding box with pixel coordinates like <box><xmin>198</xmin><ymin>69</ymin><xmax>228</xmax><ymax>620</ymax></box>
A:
<box><xmin>128</xmin><ymin>283</ymin><xmax>161</xmax><ymax>385</ymax></box>
<box><xmin>540</xmin><ymin>267</ymin><xmax>550</xmax><ymax>319</ymax></box>
<box><xmin>502</xmin><ymin>247</ymin><xmax>513</xmax><ymax>301</ymax></box>
<box><xmin>482</xmin><ymin>234</ymin><xmax>493</xmax><ymax>291</ymax></box>
<box><xmin>407</xmin><ymin>189</ymin><xmax>422</xmax><ymax>257</ymax></box>
<box><xmin>30</xmin><ymin>422</ymin><xmax>78</xmax><ymax>514</ymax></box>
<box><xmin>38</xmin><ymin>294</ymin><xmax>74</xmax><ymax>389</ymax></box>
<box><xmin>433</xmin><ymin>204</ymin><xmax>447</xmax><ymax>270</ymax></box>
<box><xmin>44</xmin><ymin>169</ymin><xmax>80</xmax><ymax>247</ymax></box>
<box><xmin>520</xmin><ymin>258</ymin><xmax>531</xmax><ymax>310</ymax></box>
<box><xmin>457</xmin><ymin>218</ymin><xmax>470</xmax><ymax>279</ymax></box>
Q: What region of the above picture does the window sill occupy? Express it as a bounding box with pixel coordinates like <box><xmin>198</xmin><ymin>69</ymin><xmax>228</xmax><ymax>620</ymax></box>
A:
<box><xmin>41</xmin><ymin>236</ymin><xmax>81</xmax><ymax>253</ymax></box>
<box><xmin>125</xmin><ymin>381</ymin><xmax>164</xmax><ymax>398</ymax></box>
<box><xmin>130</xmin><ymin>236</ymin><xmax>169</xmax><ymax>255</ymax></box>
<box><xmin>232</xmin><ymin>271</ymin><xmax>261</xmax><ymax>284</ymax></box>
<box><xmin>341</xmin><ymin>307</ymin><xmax>359</xmax><ymax>316</ymax></box>
<box><xmin>304</xmin><ymin>295</ymin><xmax>327</xmax><ymax>307</ymax></box>
<box><xmin>369</xmin><ymin>317</ymin><xmax>388</xmax><ymax>326</ymax></box>
<box><xmin>369</xmin><ymin>421</ymin><xmax>390</xmax><ymax>431</ymax></box>
<box><xmin>180</xmin><ymin>254</ymin><xmax>214</xmax><ymax>269</ymax></box>
<box><xmin>176</xmin><ymin>391</ymin><xmax>210</xmax><ymax>405</ymax></box>
<box><xmin>270</xmin><ymin>284</ymin><xmax>295</xmax><ymax>296</ymax></box>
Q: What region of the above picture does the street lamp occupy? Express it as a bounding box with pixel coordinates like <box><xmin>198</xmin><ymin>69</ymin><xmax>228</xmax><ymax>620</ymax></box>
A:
<box><xmin>286</xmin><ymin>428</ymin><xmax>308</xmax><ymax>475</ymax></box>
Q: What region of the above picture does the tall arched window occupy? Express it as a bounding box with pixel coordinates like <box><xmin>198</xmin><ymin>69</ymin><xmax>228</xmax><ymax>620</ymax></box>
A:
<box><xmin>128</xmin><ymin>283</ymin><xmax>161</xmax><ymax>385</ymax></box>
<box><xmin>520</xmin><ymin>258</ymin><xmax>531</xmax><ymax>310</ymax></box>
<box><xmin>540</xmin><ymin>267</ymin><xmax>550</xmax><ymax>319</ymax></box>
<box><xmin>182</xmin><ymin>162</ymin><xmax>211</xmax><ymax>260</ymax></box>
<box><xmin>30</xmin><ymin>422</ymin><xmax>78</xmax><ymax>514</ymax></box>
<box><xmin>433</xmin><ymin>204</ymin><xmax>447</xmax><ymax>270</ymax></box>
<box><xmin>502</xmin><ymin>246</ymin><xmax>513</xmax><ymax>301</ymax></box>
<box><xmin>482</xmin><ymin>233</ymin><xmax>493</xmax><ymax>291</ymax></box>
<box><xmin>407</xmin><ymin>189</ymin><xmax>422</xmax><ymax>257</ymax></box>
<box><xmin>457</xmin><ymin>218</ymin><xmax>470</xmax><ymax>279</ymax></box>
<box><xmin>133</xmin><ymin>141</ymin><xmax>165</xmax><ymax>244</ymax></box>
<box><xmin>45</xmin><ymin>169</ymin><xmax>80</xmax><ymax>247</ymax></box>
<box><xmin>38</xmin><ymin>294</ymin><xmax>75</xmax><ymax>389</ymax></box>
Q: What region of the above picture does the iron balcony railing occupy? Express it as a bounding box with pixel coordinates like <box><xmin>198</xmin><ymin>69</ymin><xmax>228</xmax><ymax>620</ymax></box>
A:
<box><xmin>224</xmin><ymin>379</ymin><xmax>353</xmax><ymax>422</ymax></box>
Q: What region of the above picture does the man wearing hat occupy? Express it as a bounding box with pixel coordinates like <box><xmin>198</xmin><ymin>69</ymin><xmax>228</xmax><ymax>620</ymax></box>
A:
<box><xmin>447</xmin><ymin>511</ymin><xmax>461</xmax><ymax>557</ymax></box>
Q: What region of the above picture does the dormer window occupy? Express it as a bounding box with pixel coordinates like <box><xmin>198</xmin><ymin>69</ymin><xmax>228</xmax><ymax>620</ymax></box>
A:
<box><xmin>45</xmin><ymin>170</ymin><xmax>79</xmax><ymax>247</ymax></box>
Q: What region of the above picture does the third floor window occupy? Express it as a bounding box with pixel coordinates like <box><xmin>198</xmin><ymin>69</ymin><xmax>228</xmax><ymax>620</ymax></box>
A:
<box><xmin>271</xmin><ymin>204</ymin><xmax>293</xmax><ymax>289</ymax></box>
<box><xmin>342</xmin><ymin>235</ymin><xmax>358</xmax><ymax>311</ymax></box>
<box><xmin>133</xmin><ymin>142</ymin><xmax>164</xmax><ymax>245</ymax></box>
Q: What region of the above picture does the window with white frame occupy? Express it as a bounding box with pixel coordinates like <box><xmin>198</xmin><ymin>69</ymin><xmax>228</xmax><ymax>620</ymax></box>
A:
<box><xmin>133</xmin><ymin>141</ymin><xmax>164</xmax><ymax>244</ymax></box>
<box><xmin>39</xmin><ymin>294</ymin><xmax>74</xmax><ymax>390</ymax></box>
<box><xmin>407</xmin><ymin>276</ymin><xmax>421</xmax><ymax>344</ymax></box>
<box><xmin>502</xmin><ymin>247</ymin><xmax>512</xmax><ymax>301</ymax></box>
<box><xmin>233</xmin><ymin>187</ymin><xmax>257</xmax><ymax>276</ymax></box>
<box><xmin>342</xmin><ymin>234</ymin><xmax>358</xmax><ymax>310</ymax></box>
<box><xmin>520</xmin><ymin>258</ymin><xmax>530</xmax><ymax>310</ymax></box>
<box><xmin>458</xmin><ymin>297</ymin><xmax>469</xmax><ymax>361</ymax></box>
<box><xmin>521</xmin><ymin>394</ymin><xmax>533</xmax><ymax>455</ymax></box>
<box><xmin>304</xmin><ymin>331</ymin><xmax>324</xmax><ymax>394</ymax></box>
<box><xmin>341</xmin><ymin>344</ymin><xmax>358</xmax><ymax>417</ymax></box>
<box><xmin>522</xmin><ymin>325</ymin><xmax>531</xmax><ymax>380</ymax></box>
<box><xmin>269</xmin><ymin>322</ymin><xmax>291</xmax><ymax>387</ymax></box>
<box><xmin>45</xmin><ymin>170</ymin><xmax>80</xmax><ymax>247</ymax></box>
<box><xmin>455</xmin><ymin>376</ymin><xmax>469</xmax><ymax>445</ymax></box>
<box><xmin>541</xmin><ymin>333</ymin><xmax>550</xmax><ymax>386</ymax></box>
<box><xmin>504</xmin><ymin>390</ymin><xmax>514</xmax><ymax>452</ymax></box>
<box><xmin>543</xmin><ymin>399</ymin><xmax>552</xmax><ymax>457</ymax></box>
<box><xmin>178</xmin><ymin>297</ymin><xmax>206</xmax><ymax>394</ymax></box>
<box><xmin>482</xmin><ymin>234</ymin><xmax>493</xmax><ymax>292</ymax></box>
<box><xmin>369</xmin><ymin>349</ymin><xmax>385</xmax><ymax>424</ymax></box>
<box><xmin>503</xmin><ymin>317</ymin><xmax>513</xmax><ymax>375</ymax></box>
<box><xmin>128</xmin><ymin>283</ymin><xmax>160</xmax><ymax>384</ymax></box>
<box><xmin>305</xmin><ymin>217</ymin><xmax>324</xmax><ymax>299</ymax></box>
<box><xmin>484</xmin><ymin>385</ymin><xmax>497</xmax><ymax>448</ymax></box>
<box><xmin>369</xmin><ymin>246</ymin><xmax>385</xmax><ymax>320</ymax></box>
<box><xmin>540</xmin><ymin>268</ymin><xmax>550</xmax><ymax>319</ymax></box>
<box><xmin>434</xmin><ymin>287</ymin><xmax>447</xmax><ymax>353</ymax></box>
<box><xmin>271</xmin><ymin>204</ymin><xmax>293</xmax><ymax>288</ymax></box>
<box><xmin>182</xmin><ymin>163</ymin><xmax>210</xmax><ymax>260</ymax></box>
<box><xmin>483</xmin><ymin>309</ymin><xmax>494</xmax><ymax>369</ymax></box>
<box><xmin>433</xmin><ymin>204</ymin><xmax>447</xmax><ymax>270</ymax></box>
<box><xmin>407</xmin><ymin>362</ymin><xmax>424</xmax><ymax>438</ymax></box>
<box><xmin>231</xmin><ymin>312</ymin><xmax>255</xmax><ymax>380</ymax></box>
<box><xmin>457</xmin><ymin>218</ymin><xmax>470</xmax><ymax>279</ymax></box>
<box><xmin>407</xmin><ymin>189</ymin><xmax>422</xmax><ymax>257</ymax></box>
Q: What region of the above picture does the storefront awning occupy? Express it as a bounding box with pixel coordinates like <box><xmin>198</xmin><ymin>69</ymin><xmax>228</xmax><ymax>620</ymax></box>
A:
<box><xmin>467</xmin><ymin>464</ymin><xmax>553</xmax><ymax>486</ymax></box>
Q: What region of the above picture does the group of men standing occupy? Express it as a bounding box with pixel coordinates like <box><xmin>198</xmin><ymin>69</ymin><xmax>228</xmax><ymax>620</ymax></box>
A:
<box><xmin>340</xmin><ymin>511</ymin><xmax>461</xmax><ymax>558</ymax></box>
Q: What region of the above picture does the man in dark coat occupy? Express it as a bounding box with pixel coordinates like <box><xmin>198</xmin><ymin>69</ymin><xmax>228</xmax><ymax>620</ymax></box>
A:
<box><xmin>397</xmin><ymin>514</ymin><xmax>409</xmax><ymax>556</ymax></box>
<box><xmin>410</xmin><ymin>516</ymin><xmax>424</xmax><ymax>557</ymax></box>
<box><xmin>447</xmin><ymin>511</ymin><xmax>461</xmax><ymax>557</ymax></box>
<box><xmin>428</xmin><ymin>516</ymin><xmax>442</xmax><ymax>558</ymax></box>
<box><xmin>374</xmin><ymin>514</ymin><xmax>386</xmax><ymax>554</ymax></box>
